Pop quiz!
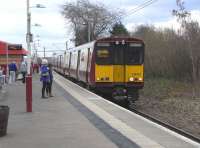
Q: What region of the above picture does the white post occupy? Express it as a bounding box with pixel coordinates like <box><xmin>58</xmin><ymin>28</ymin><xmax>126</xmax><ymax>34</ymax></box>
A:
<box><xmin>66</xmin><ymin>41</ymin><xmax>68</xmax><ymax>50</ymax></box>
<box><xmin>27</xmin><ymin>0</ymin><xmax>31</xmax><ymax>75</ymax></box>
<box><xmin>43</xmin><ymin>47</ymin><xmax>46</xmax><ymax>58</ymax></box>
<box><xmin>88</xmin><ymin>22</ymin><xmax>90</xmax><ymax>42</ymax></box>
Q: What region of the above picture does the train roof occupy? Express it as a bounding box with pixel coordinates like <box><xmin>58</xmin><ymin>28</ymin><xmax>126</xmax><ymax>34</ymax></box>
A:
<box><xmin>67</xmin><ymin>36</ymin><xmax>144</xmax><ymax>52</ymax></box>
<box><xmin>67</xmin><ymin>41</ymin><xmax>96</xmax><ymax>52</ymax></box>
<box><xmin>96</xmin><ymin>36</ymin><xmax>144</xmax><ymax>42</ymax></box>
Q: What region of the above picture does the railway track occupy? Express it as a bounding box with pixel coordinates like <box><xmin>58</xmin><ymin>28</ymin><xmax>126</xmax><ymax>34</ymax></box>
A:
<box><xmin>56</xmin><ymin>71</ymin><xmax>200</xmax><ymax>144</ymax></box>
<box><xmin>128</xmin><ymin>106</ymin><xmax>200</xmax><ymax>144</ymax></box>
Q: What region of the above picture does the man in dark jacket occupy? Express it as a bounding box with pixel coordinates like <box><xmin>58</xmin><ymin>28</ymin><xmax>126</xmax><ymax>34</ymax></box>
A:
<box><xmin>9</xmin><ymin>61</ymin><xmax>17</xmax><ymax>83</ymax></box>
<box><xmin>47</xmin><ymin>63</ymin><xmax>53</xmax><ymax>97</ymax></box>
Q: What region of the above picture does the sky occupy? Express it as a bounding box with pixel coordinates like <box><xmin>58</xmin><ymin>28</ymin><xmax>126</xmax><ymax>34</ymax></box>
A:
<box><xmin>0</xmin><ymin>0</ymin><xmax>200</xmax><ymax>56</ymax></box>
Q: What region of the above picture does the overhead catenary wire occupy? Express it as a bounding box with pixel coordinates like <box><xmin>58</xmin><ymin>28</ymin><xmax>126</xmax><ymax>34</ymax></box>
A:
<box><xmin>121</xmin><ymin>0</ymin><xmax>158</xmax><ymax>18</ymax></box>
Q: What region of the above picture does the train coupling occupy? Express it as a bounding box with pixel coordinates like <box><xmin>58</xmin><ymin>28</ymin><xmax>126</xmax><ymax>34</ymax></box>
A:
<box><xmin>112</xmin><ymin>87</ymin><xmax>127</xmax><ymax>100</ymax></box>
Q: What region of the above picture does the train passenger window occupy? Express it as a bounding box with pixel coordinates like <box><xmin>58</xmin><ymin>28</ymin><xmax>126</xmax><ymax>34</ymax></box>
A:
<box><xmin>125</xmin><ymin>44</ymin><xmax>144</xmax><ymax>65</ymax></box>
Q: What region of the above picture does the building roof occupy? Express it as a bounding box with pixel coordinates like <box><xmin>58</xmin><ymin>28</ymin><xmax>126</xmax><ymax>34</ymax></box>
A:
<box><xmin>0</xmin><ymin>40</ymin><xmax>28</xmax><ymax>55</ymax></box>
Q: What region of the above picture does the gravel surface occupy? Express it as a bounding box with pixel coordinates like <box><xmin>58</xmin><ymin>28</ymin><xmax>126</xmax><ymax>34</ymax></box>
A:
<box><xmin>135</xmin><ymin>80</ymin><xmax>200</xmax><ymax>138</ymax></box>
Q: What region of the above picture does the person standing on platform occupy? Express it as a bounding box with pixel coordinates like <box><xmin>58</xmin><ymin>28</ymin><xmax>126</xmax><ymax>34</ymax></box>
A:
<box><xmin>47</xmin><ymin>63</ymin><xmax>53</xmax><ymax>97</ymax></box>
<box><xmin>0</xmin><ymin>66</ymin><xmax>5</xmax><ymax>89</ymax></box>
<box><xmin>33</xmin><ymin>63</ymin><xmax>39</xmax><ymax>74</ymax></box>
<box><xmin>40</xmin><ymin>59</ymin><xmax>50</xmax><ymax>98</ymax></box>
<box><xmin>19</xmin><ymin>60</ymin><xmax>27</xmax><ymax>83</ymax></box>
<box><xmin>8</xmin><ymin>61</ymin><xmax>17</xmax><ymax>83</ymax></box>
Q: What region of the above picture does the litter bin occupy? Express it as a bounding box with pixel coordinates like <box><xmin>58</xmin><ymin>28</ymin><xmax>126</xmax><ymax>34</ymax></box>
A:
<box><xmin>0</xmin><ymin>105</ymin><xmax>9</xmax><ymax>137</ymax></box>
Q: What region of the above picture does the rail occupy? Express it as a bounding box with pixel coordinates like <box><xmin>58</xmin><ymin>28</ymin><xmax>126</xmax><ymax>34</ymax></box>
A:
<box><xmin>129</xmin><ymin>107</ymin><xmax>200</xmax><ymax>144</ymax></box>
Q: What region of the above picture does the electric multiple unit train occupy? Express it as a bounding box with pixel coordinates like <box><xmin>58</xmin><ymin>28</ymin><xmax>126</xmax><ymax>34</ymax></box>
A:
<box><xmin>53</xmin><ymin>37</ymin><xmax>144</xmax><ymax>103</ymax></box>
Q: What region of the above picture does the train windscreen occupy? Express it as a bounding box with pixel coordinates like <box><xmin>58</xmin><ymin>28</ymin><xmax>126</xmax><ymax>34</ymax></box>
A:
<box><xmin>95</xmin><ymin>42</ymin><xmax>144</xmax><ymax>65</ymax></box>
<box><xmin>95</xmin><ymin>43</ymin><xmax>113</xmax><ymax>65</ymax></box>
<box><xmin>125</xmin><ymin>43</ymin><xmax>144</xmax><ymax>65</ymax></box>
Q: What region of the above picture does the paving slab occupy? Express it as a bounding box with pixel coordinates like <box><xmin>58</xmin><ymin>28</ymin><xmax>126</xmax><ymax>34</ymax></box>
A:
<box><xmin>54</xmin><ymin>72</ymin><xmax>200</xmax><ymax>148</ymax></box>
<box><xmin>0</xmin><ymin>75</ymin><xmax>119</xmax><ymax>148</ymax></box>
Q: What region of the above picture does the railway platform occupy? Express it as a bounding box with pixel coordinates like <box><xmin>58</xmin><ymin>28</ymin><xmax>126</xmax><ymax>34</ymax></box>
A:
<box><xmin>0</xmin><ymin>73</ymin><xmax>199</xmax><ymax>148</ymax></box>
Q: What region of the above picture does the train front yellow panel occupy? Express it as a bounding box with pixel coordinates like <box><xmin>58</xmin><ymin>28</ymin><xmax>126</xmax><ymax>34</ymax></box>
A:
<box><xmin>113</xmin><ymin>65</ymin><xmax>125</xmax><ymax>82</ymax></box>
<box><xmin>95</xmin><ymin>64</ymin><xmax>113</xmax><ymax>82</ymax></box>
<box><xmin>125</xmin><ymin>65</ymin><xmax>144</xmax><ymax>82</ymax></box>
<box><xmin>95</xmin><ymin>64</ymin><xmax>144</xmax><ymax>83</ymax></box>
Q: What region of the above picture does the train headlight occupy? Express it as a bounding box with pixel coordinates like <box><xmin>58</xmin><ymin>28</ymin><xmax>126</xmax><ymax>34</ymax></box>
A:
<box><xmin>129</xmin><ymin>77</ymin><xmax>134</xmax><ymax>82</ymax></box>
<box><xmin>138</xmin><ymin>78</ymin><xmax>143</xmax><ymax>81</ymax></box>
<box><xmin>122</xmin><ymin>40</ymin><xmax>125</xmax><ymax>45</ymax></box>
<box><xmin>97</xmin><ymin>77</ymin><xmax>100</xmax><ymax>81</ymax></box>
<box><xmin>105</xmin><ymin>77</ymin><xmax>109</xmax><ymax>81</ymax></box>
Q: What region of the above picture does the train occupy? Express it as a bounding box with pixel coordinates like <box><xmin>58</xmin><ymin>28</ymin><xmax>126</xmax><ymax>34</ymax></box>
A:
<box><xmin>53</xmin><ymin>36</ymin><xmax>144</xmax><ymax>104</ymax></box>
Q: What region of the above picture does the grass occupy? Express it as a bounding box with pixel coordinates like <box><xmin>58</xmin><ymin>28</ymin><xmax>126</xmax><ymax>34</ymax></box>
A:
<box><xmin>141</xmin><ymin>78</ymin><xmax>194</xmax><ymax>99</ymax></box>
<box><xmin>137</xmin><ymin>77</ymin><xmax>200</xmax><ymax>137</ymax></box>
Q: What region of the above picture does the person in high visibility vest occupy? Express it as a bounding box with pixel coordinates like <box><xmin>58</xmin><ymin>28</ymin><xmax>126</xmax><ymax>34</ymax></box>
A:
<box><xmin>40</xmin><ymin>59</ymin><xmax>50</xmax><ymax>98</ymax></box>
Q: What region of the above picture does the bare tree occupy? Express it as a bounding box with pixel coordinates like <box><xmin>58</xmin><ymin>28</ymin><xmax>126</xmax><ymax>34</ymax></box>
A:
<box><xmin>62</xmin><ymin>0</ymin><xmax>121</xmax><ymax>45</ymax></box>
<box><xmin>132</xmin><ymin>25</ymin><xmax>191</xmax><ymax>80</ymax></box>
<box><xmin>173</xmin><ymin>0</ymin><xmax>200</xmax><ymax>97</ymax></box>
<box><xmin>172</xmin><ymin>0</ymin><xmax>190</xmax><ymax>29</ymax></box>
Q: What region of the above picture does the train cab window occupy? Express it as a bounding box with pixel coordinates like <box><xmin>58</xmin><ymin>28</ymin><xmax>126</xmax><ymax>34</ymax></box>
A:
<box><xmin>96</xmin><ymin>42</ymin><xmax>110</xmax><ymax>47</ymax></box>
<box><xmin>95</xmin><ymin>42</ymin><xmax>112</xmax><ymax>65</ymax></box>
<box><xmin>113</xmin><ymin>46</ymin><xmax>125</xmax><ymax>65</ymax></box>
<box><xmin>97</xmin><ymin>49</ymin><xmax>109</xmax><ymax>58</ymax></box>
<box><xmin>95</xmin><ymin>48</ymin><xmax>112</xmax><ymax>65</ymax></box>
<box><xmin>125</xmin><ymin>43</ymin><xmax>144</xmax><ymax>65</ymax></box>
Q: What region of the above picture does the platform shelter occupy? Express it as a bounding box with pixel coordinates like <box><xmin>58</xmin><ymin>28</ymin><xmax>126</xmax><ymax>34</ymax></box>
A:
<box><xmin>0</xmin><ymin>40</ymin><xmax>28</xmax><ymax>74</ymax></box>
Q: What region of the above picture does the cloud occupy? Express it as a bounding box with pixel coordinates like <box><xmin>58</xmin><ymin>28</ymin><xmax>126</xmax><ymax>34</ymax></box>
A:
<box><xmin>125</xmin><ymin>18</ymin><xmax>180</xmax><ymax>32</ymax></box>
<box><xmin>0</xmin><ymin>0</ymin><xmax>69</xmax><ymax>50</ymax></box>
<box><xmin>126</xmin><ymin>10</ymin><xmax>200</xmax><ymax>32</ymax></box>
<box><xmin>191</xmin><ymin>10</ymin><xmax>200</xmax><ymax>23</ymax></box>
<box><xmin>1</xmin><ymin>0</ymin><xmax>200</xmax><ymax>55</ymax></box>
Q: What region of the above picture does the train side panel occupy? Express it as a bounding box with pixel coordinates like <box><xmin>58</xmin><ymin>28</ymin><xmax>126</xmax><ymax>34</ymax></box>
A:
<box><xmin>78</xmin><ymin>48</ymin><xmax>89</xmax><ymax>82</ymax></box>
<box><xmin>64</xmin><ymin>51</ymin><xmax>71</xmax><ymax>76</ymax></box>
<box><xmin>69</xmin><ymin>50</ymin><xmax>78</xmax><ymax>79</ymax></box>
<box><xmin>58</xmin><ymin>55</ymin><xmax>63</xmax><ymax>73</ymax></box>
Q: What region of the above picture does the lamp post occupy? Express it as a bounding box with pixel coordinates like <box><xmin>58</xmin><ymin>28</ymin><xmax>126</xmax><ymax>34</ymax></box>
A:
<box><xmin>6</xmin><ymin>44</ymin><xmax>9</xmax><ymax>83</ymax></box>
<box><xmin>26</xmin><ymin>0</ymin><xmax>45</xmax><ymax>112</ymax></box>
<box><xmin>26</xmin><ymin>0</ymin><xmax>31</xmax><ymax>75</ymax></box>
<box><xmin>26</xmin><ymin>3</ymin><xmax>44</xmax><ymax>75</ymax></box>
<box><xmin>26</xmin><ymin>0</ymin><xmax>32</xmax><ymax>112</ymax></box>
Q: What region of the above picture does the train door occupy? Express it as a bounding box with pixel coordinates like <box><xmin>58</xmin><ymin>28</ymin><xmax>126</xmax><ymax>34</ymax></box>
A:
<box><xmin>86</xmin><ymin>48</ymin><xmax>90</xmax><ymax>83</ymax></box>
<box><xmin>113</xmin><ymin>45</ymin><xmax>126</xmax><ymax>83</ymax></box>
<box><xmin>76</xmin><ymin>50</ymin><xmax>81</xmax><ymax>80</ymax></box>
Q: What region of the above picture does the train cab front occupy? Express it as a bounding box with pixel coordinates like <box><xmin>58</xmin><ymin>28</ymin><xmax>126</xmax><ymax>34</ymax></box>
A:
<box><xmin>92</xmin><ymin>38</ymin><xmax>144</xmax><ymax>102</ymax></box>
